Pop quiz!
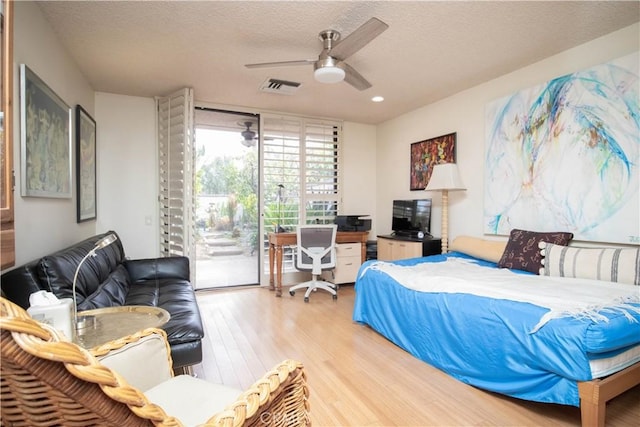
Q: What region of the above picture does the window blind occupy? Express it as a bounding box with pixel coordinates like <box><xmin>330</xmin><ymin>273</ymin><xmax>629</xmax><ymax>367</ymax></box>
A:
<box><xmin>157</xmin><ymin>88</ymin><xmax>195</xmax><ymax>261</ymax></box>
<box><xmin>262</xmin><ymin>114</ymin><xmax>341</xmax><ymax>233</ymax></box>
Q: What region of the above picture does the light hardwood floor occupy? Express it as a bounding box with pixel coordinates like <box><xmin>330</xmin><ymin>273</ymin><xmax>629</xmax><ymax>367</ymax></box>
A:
<box><xmin>193</xmin><ymin>286</ymin><xmax>639</xmax><ymax>426</ymax></box>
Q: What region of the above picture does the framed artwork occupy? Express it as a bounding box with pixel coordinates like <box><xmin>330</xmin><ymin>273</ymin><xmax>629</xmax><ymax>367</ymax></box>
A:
<box><xmin>76</xmin><ymin>105</ymin><xmax>96</xmax><ymax>222</ymax></box>
<box><xmin>410</xmin><ymin>132</ymin><xmax>456</xmax><ymax>191</ymax></box>
<box><xmin>484</xmin><ymin>52</ymin><xmax>639</xmax><ymax>244</ymax></box>
<box><xmin>19</xmin><ymin>64</ymin><xmax>72</xmax><ymax>198</ymax></box>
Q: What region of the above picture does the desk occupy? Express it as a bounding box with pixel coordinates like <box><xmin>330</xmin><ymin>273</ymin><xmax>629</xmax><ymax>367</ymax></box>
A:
<box><xmin>268</xmin><ymin>231</ymin><xmax>369</xmax><ymax>297</ymax></box>
<box><xmin>74</xmin><ymin>306</ymin><xmax>170</xmax><ymax>349</ymax></box>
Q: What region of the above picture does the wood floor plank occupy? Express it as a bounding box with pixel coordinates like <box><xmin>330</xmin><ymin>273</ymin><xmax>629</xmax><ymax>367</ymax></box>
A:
<box><xmin>194</xmin><ymin>286</ymin><xmax>640</xmax><ymax>426</ymax></box>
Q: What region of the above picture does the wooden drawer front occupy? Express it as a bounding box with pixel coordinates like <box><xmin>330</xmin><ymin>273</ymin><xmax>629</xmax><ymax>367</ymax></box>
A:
<box><xmin>335</xmin><ymin>243</ymin><xmax>359</xmax><ymax>256</ymax></box>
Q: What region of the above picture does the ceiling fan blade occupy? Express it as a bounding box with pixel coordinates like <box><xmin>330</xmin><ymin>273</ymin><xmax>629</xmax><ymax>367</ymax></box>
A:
<box><xmin>342</xmin><ymin>62</ymin><xmax>371</xmax><ymax>91</ymax></box>
<box><xmin>329</xmin><ymin>17</ymin><xmax>389</xmax><ymax>61</ymax></box>
<box><xmin>245</xmin><ymin>59</ymin><xmax>315</xmax><ymax>69</ymax></box>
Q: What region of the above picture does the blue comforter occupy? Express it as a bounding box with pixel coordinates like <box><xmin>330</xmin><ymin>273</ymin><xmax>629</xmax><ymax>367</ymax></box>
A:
<box><xmin>352</xmin><ymin>252</ymin><xmax>640</xmax><ymax>406</ymax></box>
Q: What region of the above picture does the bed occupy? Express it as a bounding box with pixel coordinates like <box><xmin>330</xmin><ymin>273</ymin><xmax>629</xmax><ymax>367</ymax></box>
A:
<box><xmin>352</xmin><ymin>236</ymin><xmax>640</xmax><ymax>426</ymax></box>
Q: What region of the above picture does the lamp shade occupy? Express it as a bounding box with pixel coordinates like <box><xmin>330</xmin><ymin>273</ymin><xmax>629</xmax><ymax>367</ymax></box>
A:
<box><xmin>314</xmin><ymin>66</ymin><xmax>345</xmax><ymax>84</ymax></box>
<box><xmin>424</xmin><ymin>163</ymin><xmax>466</xmax><ymax>191</ymax></box>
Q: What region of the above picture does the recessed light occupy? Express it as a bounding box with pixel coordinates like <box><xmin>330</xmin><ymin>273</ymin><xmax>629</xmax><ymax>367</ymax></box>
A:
<box><xmin>371</xmin><ymin>96</ymin><xmax>384</xmax><ymax>102</ymax></box>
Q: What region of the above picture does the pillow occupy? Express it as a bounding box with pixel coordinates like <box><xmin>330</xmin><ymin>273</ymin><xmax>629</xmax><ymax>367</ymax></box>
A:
<box><xmin>449</xmin><ymin>236</ymin><xmax>507</xmax><ymax>263</ymax></box>
<box><xmin>98</xmin><ymin>329</ymin><xmax>173</xmax><ymax>392</ymax></box>
<box><xmin>497</xmin><ymin>229</ymin><xmax>573</xmax><ymax>274</ymax></box>
<box><xmin>540</xmin><ymin>242</ymin><xmax>640</xmax><ymax>286</ymax></box>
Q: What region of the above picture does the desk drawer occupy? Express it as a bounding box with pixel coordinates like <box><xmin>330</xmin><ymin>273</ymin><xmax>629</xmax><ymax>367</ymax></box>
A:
<box><xmin>323</xmin><ymin>242</ymin><xmax>362</xmax><ymax>284</ymax></box>
<box><xmin>335</xmin><ymin>242</ymin><xmax>360</xmax><ymax>257</ymax></box>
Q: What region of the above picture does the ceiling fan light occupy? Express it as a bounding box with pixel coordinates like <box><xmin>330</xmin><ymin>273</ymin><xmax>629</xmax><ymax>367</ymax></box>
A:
<box><xmin>314</xmin><ymin>66</ymin><xmax>345</xmax><ymax>84</ymax></box>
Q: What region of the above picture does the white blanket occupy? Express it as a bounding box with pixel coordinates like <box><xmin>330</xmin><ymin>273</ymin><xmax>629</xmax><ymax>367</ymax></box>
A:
<box><xmin>363</xmin><ymin>257</ymin><xmax>640</xmax><ymax>332</ymax></box>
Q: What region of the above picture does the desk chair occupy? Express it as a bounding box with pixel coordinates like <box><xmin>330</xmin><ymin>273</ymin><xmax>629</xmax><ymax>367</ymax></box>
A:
<box><xmin>289</xmin><ymin>224</ymin><xmax>338</xmax><ymax>302</ymax></box>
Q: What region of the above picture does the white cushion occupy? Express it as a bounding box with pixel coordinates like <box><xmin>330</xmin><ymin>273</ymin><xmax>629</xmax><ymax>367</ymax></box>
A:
<box><xmin>144</xmin><ymin>375</ymin><xmax>242</xmax><ymax>426</ymax></box>
<box><xmin>540</xmin><ymin>243</ymin><xmax>640</xmax><ymax>285</ymax></box>
<box><xmin>98</xmin><ymin>332</ymin><xmax>172</xmax><ymax>392</ymax></box>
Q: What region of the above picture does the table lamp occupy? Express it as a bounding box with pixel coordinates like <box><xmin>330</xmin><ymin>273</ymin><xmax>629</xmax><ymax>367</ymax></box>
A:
<box><xmin>424</xmin><ymin>163</ymin><xmax>466</xmax><ymax>254</ymax></box>
<box><xmin>73</xmin><ymin>233</ymin><xmax>118</xmax><ymax>332</ymax></box>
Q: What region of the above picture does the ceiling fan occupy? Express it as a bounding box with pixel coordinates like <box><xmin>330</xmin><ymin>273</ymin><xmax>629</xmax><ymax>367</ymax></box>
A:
<box><xmin>245</xmin><ymin>17</ymin><xmax>389</xmax><ymax>91</ymax></box>
<box><xmin>240</xmin><ymin>121</ymin><xmax>258</xmax><ymax>147</ymax></box>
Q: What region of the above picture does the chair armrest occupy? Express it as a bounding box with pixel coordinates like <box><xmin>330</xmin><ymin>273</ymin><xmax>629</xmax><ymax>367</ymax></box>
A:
<box><xmin>205</xmin><ymin>359</ymin><xmax>310</xmax><ymax>426</ymax></box>
<box><xmin>93</xmin><ymin>327</ymin><xmax>174</xmax><ymax>392</ymax></box>
<box><xmin>124</xmin><ymin>256</ymin><xmax>190</xmax><ymax>283</ymax></box>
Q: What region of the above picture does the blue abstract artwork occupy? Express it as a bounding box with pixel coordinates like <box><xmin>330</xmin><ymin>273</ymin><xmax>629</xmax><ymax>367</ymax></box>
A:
<box><xmin>485</xmin><ymin>53</ymin><xmax>639</xmax><ymax>244</ymax></box>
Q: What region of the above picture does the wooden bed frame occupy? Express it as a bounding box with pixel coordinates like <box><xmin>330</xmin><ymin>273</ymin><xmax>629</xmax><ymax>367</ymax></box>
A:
<box><xmin>578</xmin><ymin>361</ymin><xmax>640</xmax><ymax>426</ymax></box>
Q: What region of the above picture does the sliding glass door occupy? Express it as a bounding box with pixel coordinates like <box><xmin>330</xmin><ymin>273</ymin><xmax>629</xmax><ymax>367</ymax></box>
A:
<box><xmin>193</xmin><ymin>108</ymin><xmax>259</xmax><ymax>289</ymax></box>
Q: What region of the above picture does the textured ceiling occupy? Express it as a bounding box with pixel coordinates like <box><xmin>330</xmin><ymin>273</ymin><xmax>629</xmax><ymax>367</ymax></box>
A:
<box><xmin>36</xmin><ymin>1</ymin><xmax>640</xmax><ymax>125</ymax></box>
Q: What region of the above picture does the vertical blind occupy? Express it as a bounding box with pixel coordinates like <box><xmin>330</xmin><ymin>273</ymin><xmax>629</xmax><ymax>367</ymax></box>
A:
<box><xmin>157</xmin><ymin>88</ymin><xmax>195</xmax><ymax>261</ymax></box>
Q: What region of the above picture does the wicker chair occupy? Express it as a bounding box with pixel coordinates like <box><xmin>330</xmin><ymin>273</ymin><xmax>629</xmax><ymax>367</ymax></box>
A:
<box><xmin>0</xmin><ymin>297</ymin><xmax>310</xmax><ymax>426</ymax></box>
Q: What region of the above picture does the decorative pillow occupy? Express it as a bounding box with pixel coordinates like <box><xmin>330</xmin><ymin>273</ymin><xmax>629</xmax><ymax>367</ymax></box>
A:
<box><xmin>540</xmin><ymin>242</ymin><xmax>640</xmax><ymax>286</ymax></box>
<box><xmin>497</xmin><ymin>229</ymin><xmax>573</xmax><ymax>274</ymax></box>
<box><xmin>449</xmin><ymin>236</ymin><xmax>507</xmax><ymax>264</ymax></box>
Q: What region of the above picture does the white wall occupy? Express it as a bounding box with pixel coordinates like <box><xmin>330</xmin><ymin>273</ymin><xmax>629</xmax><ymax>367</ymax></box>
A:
<box><xmin>95</xmin><ymin>93</ymin><xmax>158</xmax><ymax>259</ymax></box>
<box><xmin>341</xmin><ymin>122</ymin><xmax>377</xmax><ymax>229</ymax></box>
<box><xmin>10</xmin><ymin>1</ymin><xmax>95</xmax><ymax>266</ymax></box>
<box><xmin>376</xmin><ymin>23</ymin><xmax>640</xmax><ymax>245</ymax></box>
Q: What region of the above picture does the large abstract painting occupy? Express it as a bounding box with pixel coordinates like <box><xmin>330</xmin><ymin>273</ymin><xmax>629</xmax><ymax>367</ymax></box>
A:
<box><xmin>484</xmin><ymin>53</ymin><xmax>639</xmax><ymax>245</ymax></box>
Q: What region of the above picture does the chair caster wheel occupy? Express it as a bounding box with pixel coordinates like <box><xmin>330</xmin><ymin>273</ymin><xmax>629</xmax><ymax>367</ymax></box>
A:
<box><xmin>304</xmin><ymin>297</ymin><xmax>309</xmax><ymax>303</ymax></box>
<box><xmin>332</xmin><ymin>294</ymin><xmax>338</xmax><ymax>300</ymax></box>
<box><xmin>289</xmin><ymin>290</ymin><xmax>295</xmax><ymax>296</ymax></box>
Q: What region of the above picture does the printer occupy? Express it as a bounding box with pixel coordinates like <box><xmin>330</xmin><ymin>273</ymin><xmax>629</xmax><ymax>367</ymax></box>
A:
<box><xmin>334</xmin><ymin>215</ymin><xmax>371</xmax><ymax>232</ymax></box>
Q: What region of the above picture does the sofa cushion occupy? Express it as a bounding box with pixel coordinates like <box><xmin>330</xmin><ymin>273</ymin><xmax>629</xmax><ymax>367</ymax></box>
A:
<box><xmin>37</xmin><ymin>232</ymin><xmax>127</xmax><ymax>306</ymax></box>
<box><xmin>125</xmin><ymin>279</ymin><xmax>204</xmax><ymax>345</ymax></box>
<box><xmin>144</xmin><ymin>375</ymin><xmax>241</xmax><ymax>426</ymax></box>
<box><xmin>78</xmin><ymin>264</ymin><xmax>131</xmax><ymax>310</ymax></box>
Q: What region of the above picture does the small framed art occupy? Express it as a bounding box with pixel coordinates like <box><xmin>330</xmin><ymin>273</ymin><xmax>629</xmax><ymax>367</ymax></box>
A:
<box><xmin>76</xmin><ymin>105</ymin><xmax>96</xmax><ymax>222</ymax></box>
<box><xmin>409</xmin><ymin>132</ymin><xmax>456</xmax><ymax>191</ymax></box>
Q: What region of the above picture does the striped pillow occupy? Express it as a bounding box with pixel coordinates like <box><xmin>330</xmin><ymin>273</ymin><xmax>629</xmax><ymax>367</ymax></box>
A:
<box><xmin>539</xmin><ymin>242</ymin><xmax>640</xmax><ymax>286</ymax></box>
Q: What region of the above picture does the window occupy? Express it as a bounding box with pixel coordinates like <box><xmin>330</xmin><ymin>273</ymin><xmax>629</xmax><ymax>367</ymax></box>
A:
<box><xmin>262</xmin><ymin>114</ymin><xmax>341</xmax><ymax>232</ymax></box>
<box><xmin>262</xmin><ymin>114</ymin><xmax>341</xmax><ymax>272</ymax></box>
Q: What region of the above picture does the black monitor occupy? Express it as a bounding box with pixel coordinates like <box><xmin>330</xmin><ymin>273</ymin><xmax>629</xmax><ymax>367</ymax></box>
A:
<box><xmin>392</xmin><ymin>199</ymin><xmax>432</xmax><ymax>237</ymax></box>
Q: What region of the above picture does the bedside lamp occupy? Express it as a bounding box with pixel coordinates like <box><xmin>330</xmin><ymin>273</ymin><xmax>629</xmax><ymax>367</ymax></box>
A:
<box><xmin>424</xmin><ymin>163</ymin><xmax>466</xmax><ymax>254</ymax></box>
<box><xmin>72</xmin><ymin>233</ymin><xmax>118</xmax><ymax>331</ymax></box>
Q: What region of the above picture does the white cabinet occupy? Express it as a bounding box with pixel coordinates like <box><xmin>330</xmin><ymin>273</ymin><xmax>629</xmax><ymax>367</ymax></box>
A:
<box><xmin>322</xmin><ymin>243</ymin><xmax>362</xmax><ymax>284</ymax></box>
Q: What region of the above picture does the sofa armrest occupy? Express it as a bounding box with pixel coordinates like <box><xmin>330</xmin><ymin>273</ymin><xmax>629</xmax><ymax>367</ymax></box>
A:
<box><xmin>124</xmin><ymin>256</ymin><xmax>190</xmax><ymax>283</ymax></box>
<box><xmin>0</xmin><ymin>260</ymin><xmax>45</xmax><ymax>309</ymax></box>
<box><xmin>93</xmin><ymin>327</ymin><xmax>174</xmax><ymax>392</ymax></box>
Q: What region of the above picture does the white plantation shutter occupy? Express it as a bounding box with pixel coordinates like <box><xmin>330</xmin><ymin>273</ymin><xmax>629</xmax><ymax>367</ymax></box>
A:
<box><xmin>303</xmin><ymin>121</ymin><xmax>341</xmax><ymax>223</ymax></box>
<box><xmin>157</xmin><ymin>88</ymin><xmax>195</xmax><ymax>261</ymax></box>
<box><xmin>262</xmin><ymin>114</ymin><xmax>341</xmax><ymax>233</ymax></box>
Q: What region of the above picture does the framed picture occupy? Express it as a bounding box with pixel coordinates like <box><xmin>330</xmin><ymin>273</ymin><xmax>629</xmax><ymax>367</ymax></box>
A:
<box><xmin>20</xmin><ymin>64</ymin><xmax>72</xmax><ymax>198</ymax></box>
<box><xmin>76</xmin><ymin>105</ymin><xmax>96</xmax><ymax>222</ymax></box>
<box><xmin>410</xmin><ymin>132</ymin><xmax>456</xmax><ymax>191</ymax></box>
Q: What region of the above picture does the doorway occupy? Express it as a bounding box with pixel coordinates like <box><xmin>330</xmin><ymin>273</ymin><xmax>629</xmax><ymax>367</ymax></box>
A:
<box><xmin>193</xmin><ymin>108</ymin><xmax>260</xmax><ymax>289</ymax></box>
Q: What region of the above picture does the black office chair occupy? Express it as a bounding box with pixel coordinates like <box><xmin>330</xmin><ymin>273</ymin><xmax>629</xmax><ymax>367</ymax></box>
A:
<box><xmin>289</xmin><ymin>225</ymin><xmax>338</xmax><ymax>302</ymax></box>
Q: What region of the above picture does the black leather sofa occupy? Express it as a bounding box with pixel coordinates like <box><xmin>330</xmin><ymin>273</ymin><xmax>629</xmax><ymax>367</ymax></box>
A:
<box><xmin>0</xmin><ymin>231</ymin><xmax>204</xmax><ymax>370</ymax></box>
